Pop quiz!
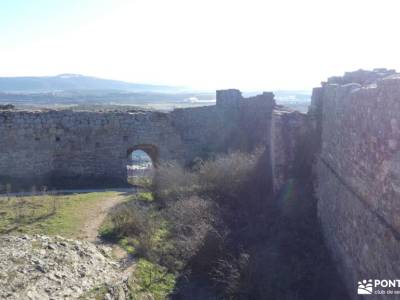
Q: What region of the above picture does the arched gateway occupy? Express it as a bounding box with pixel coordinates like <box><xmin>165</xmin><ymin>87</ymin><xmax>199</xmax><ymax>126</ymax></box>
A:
<box><xmin>126</xmin><ymin>145</ymin><xmax>158</xmax><ymax>185</ymax></box>
<box><xmin>127</xmin><ymin>144</ymin><xmax>159</xmax><ymax>167</ymax></box>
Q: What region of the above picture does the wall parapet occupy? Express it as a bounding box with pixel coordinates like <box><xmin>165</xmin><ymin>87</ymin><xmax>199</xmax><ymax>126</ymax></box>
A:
<box><xmin>216</xmin><ymin>89</ymin><xmax>275</xmax><ymax>109</ymax></box>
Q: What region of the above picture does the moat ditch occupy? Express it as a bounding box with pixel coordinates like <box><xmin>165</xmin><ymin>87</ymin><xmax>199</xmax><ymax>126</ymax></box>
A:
<box><xmin>99</xmin><ymin>149</ymin><xmax>351</xmax><ymax>300</ymax></box>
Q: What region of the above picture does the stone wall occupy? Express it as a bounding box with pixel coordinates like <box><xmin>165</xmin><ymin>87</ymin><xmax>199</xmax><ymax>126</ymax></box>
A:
<box><xmin>270</xmin><ymin>107</ymin><xmax>308</xmax><ymax>193</ymax></box>
<box><xmin>0</xmin><ymin>90</ymin><xmax>276</xmax><ymax>188</ymax></box>
<box><xmin>313</xmin><ymin>69</ymin><xmax>400</xmax><ymax>298</ymax></box>
<box><xmin>0</xmin><ymin>110</ymin><xmax>183</xmax><ymax>188</ymax></box>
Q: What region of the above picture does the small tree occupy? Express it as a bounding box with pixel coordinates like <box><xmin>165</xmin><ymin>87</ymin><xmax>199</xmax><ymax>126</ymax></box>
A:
<box><xmin>6</xmin><ymin>183</ymin><xmax>12</xmax><ymax>202</ymax></box>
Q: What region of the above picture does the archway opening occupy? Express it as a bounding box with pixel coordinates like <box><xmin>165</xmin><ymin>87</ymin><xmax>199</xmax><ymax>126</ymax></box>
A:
<box><xmin>126</xmin><ymin>145</ymin><xmax>157</xmax><ymax>186</ymax></box>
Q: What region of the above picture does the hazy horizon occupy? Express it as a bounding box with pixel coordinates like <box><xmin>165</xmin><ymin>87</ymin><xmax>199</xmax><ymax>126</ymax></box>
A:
<box><xmin>1</xmin><ymin>0</ymin><xmax>400</xmax><ymax>90</ymax></box>
<box><xmin>0</xmin><ymin>73</ymin><xmax>314</xmax><ymax>94</ymax></box>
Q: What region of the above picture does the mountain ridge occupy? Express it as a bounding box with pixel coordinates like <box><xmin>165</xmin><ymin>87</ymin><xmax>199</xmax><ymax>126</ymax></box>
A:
<box><xmin>0</xmin><ymin>74</ymin><xmax>181</xmax><ymax>93</ymax></box>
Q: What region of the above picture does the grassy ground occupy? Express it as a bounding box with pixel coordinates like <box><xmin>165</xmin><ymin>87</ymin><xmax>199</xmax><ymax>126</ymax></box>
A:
<box><xmin>99</xmin><ymin>191</ymin><xmax>177</xmax><ymax>300</ymax></box>
<box><xmin>0</xmin><ymin>191</ymin><xmax>123</xmax><ymax>238</ymax></box>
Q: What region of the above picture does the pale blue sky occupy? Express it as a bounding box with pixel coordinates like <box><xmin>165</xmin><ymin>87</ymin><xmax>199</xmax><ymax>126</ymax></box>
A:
<box><xmin>1</xmin><ymin>0</ymin><xmax>400</xmax><ymax>90</ymax></box>
<box><xmin>0</xmin><ymin>0</ymin><xmax>115</xmax><ymax>44</ymax></box>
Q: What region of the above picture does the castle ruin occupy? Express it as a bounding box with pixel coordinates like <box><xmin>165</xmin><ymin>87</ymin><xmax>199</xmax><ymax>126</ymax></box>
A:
<box><xmin>1</xmin><ymin>68</ymin><xmax>399</xmax><ymax>298</ymax></box>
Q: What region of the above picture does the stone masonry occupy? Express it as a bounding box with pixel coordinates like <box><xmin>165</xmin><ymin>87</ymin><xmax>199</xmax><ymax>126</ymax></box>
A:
<box><xmin>313</xmin><ymin>69</ymin><xmax>400</xmax><ymax>299</ymax></box>
<box><xmin>0</xmin><ymin>90</ymin><xmax>281</xmax><ymax>189</ymax></box>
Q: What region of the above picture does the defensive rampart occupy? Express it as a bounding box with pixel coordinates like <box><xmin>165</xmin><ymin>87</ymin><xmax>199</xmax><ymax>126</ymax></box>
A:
<box><xmin>0</xmin><ymin>90</ymin><xmax>280</xmax><ymax>188</ymax></box>
<box><xmin>312</xmin><ymin>69</ymin><xmax>400</xmax><ymax>298</ymax></box>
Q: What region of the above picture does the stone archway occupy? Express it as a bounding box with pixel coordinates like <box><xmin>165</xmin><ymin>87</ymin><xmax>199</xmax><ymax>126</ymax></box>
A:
<box><xmin>127</xmin><ymin>144</ymin><xmax>159</xmax><ymax>167</ymax></box>
<box><xmin>126</xmin><ymin>144</ymin><xmax>158</xmax><ymax>186</ymax></box>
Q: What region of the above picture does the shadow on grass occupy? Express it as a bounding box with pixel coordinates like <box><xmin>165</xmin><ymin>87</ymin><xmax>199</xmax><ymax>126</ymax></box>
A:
<box><xmin>0</xmin><ymin>211</ymin><xmax>56</xmax><ymax>234</ymax></box>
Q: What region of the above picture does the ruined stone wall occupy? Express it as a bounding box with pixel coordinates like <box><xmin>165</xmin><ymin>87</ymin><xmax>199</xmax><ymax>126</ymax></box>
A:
<box><xmin>313</xmin><ymin>70</ymin><xmax>400</xmax><ymax>298</ymax></box>
<box><xmin>168</xmin><ymin>89</ymin><xmax>276</xmax><ymax>163</ymax></box>
<box><xmin>0</xmin><ymin>90</ymin><xmax>276</xmax><ymax>188</ymax></box>
<box><xmin>271</xmin><ymin>107</ymin><xmax>308</xmax><ymax>193</ymax></box>
<box><xmin>0</xmin><ymin>110</ymin><xmax>184</xmax><ymax>188</ymax></box>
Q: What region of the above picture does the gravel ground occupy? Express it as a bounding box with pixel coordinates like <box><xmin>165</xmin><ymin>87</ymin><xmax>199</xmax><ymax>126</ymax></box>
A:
<box><xmin>0</xmin><ymin>235</ymin><xmax>122</xmax><ymax>300</ymax></box>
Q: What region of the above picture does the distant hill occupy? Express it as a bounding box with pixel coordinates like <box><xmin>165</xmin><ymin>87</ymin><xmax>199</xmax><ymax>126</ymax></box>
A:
<box><xmin>0</xmin><ymin>74</ymin><xmax>311</xmax><ymax>112</ymax></box>
<box><xmin>0</xmin><ymin>74</ymin><xmax>180</xmax><ymax>93</ymax></box>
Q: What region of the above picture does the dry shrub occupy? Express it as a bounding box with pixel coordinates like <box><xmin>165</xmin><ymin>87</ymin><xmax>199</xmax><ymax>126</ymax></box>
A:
<box><xmin>152</xmin><ymin>149</ymin><xmax>265</xmax><ymax>209</ymax></box>
<box><xmin>164</xmin><ymin>196</ymin><xmax>224</xmax><ymax>270</ymax></box>
<box><xmin>196</xmin><ymin>150</ymin><xmax>263</xmax><ymax>207</ymax></box>
<box><xmin>152</xmin><ymin>151</ymin><xmax>264</xmax><ymax>268</ymax></box>
<box><xmin>110</xmin><ymin>201</ymin><xmax>151</xmax><ymax>236</ymax></box>
<box><xmin>210</xmin><ymin>252</ymin><xmax>251</xmax><ymax>299</ymax></box>
<box><xmin>166</xmin><ymin>196</ymin><xmax>214</xmax><ymax>240</ymax></box>
<box><xmin>152</xmin><ymin>162</ymin><xmax>198</xmax><ymax>205</ymax></box>
<box><xmin>110</xmin><ymin>201</ymin><xmax>162</xmax><ymax>260</ymax></box>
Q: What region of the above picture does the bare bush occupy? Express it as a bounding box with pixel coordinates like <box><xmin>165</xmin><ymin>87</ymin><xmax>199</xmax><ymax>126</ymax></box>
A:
<box><xmin>196</xmin><ymin>150</ymin><xmax>262</xmax><ymax>207</ymax></box>
<box><xmin>111</xmin><ymin>201</ymin><xmax>153</xmax><ymax>237</ymax></box>
<box><xmin>210</xmin><ymin>252</ymin><xmax>251</xmax><ymax>299</ymax></box>
<box><xmin>152</xmin><ymin>162</ymin><xmax>198</xmax><ymax>205</ymax></box>
<box><xmin>109</xmin><ymin>201</ymin><xmax>162</xmax><ymax>260</ymax></box>
<box><xmin>164</xmin><ymin>196</ymin><xmax>217</xmax><ymax>262</ymax></box>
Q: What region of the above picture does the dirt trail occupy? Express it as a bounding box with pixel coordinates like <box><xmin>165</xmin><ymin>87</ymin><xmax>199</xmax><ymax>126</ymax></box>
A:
<box><xmin>78</xmin><ymin>193</ymin><xmax>126</xmax><ymax>242</ymax></box>
<box><xmin>77</xmin><ymin>192</ymin><xmax>136</xmax><ymax>269</ymax></box>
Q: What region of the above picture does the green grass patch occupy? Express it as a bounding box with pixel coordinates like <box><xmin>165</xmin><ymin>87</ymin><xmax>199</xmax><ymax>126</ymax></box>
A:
<box><xmin>0</xmin><ymin>191</ymin><xmax>121</xmax><ymax>238</ymax></box>
<box><xmin>128</xmin><ymin>176</ymin><xmax>153</xmax><ymax>188</ymax></box>
<box><xmin>119</xmin><ymin>237</ymin><xmax>137</xmax><ymax>254</ymax></box>
<box><xmin>136</xmin><ymin>191</ymin><xmax>154</xmax><ymax>202</ymax></box>
<box><xmin>99</xmin><ymin>190</ymin><xmax>180</xmax><ymax>299</ymax></box>
<box><xmin>100</xmin><ymin>196</ymin><xmax>172</xmax><ymax>254</ymax></box>
<box><xmin>133</xmin><ymin>259</ymin><xmax>176</xmax><ymax>300</ymax></box>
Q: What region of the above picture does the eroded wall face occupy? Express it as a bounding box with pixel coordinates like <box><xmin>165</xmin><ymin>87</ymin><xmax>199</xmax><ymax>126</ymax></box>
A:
<box><xmin>315</xmin><ymin>76</ymin><xmax>400</xmax><ymax>297</ymax></box>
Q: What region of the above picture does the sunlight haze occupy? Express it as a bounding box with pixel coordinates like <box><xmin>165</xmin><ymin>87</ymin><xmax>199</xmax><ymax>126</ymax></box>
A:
<box><xmin>1</xmin><ymin>0</ymin><xmax>399</xmax><ymax>90</ymax></box>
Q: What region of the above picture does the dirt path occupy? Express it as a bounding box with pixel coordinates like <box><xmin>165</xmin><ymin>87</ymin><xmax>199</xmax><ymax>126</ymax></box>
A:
<box><xmin>77</xmin><ymin>192</ymin><xmax>136</xmax><ymax>269</ymax></box>
<box><xmin>77</xmin><ymin>192</ymin><xmax>127</xmax><ymax>242</ymax></box>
